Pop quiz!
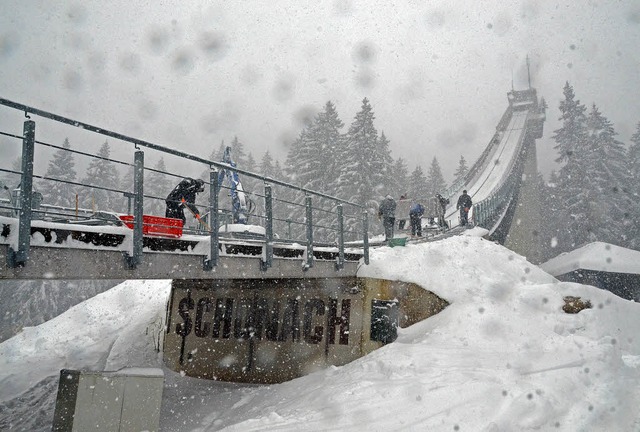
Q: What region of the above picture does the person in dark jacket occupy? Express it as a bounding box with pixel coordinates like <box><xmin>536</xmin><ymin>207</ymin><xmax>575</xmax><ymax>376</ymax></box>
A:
<box><xmin>165</xmin><ymin>178</ymin><xmax>205</xmax><ymax>224</ymax></box>
<box><xmin>378</xmin><ymin>194</ymin><xmax>396</xmax><ymax>241</ymax></box>
<box><xmin>435</xmin><ymin>193</ymin><xmax>449</xmax><ymax>228</ymax></box>
<box><xmin>409</xmin><ymin>202</ymin><xmax>425</xmax><ymax>237</ymax></box>
<box><xmin>456</xmin><ymin>190</ymin><xmax>473</xmax><ymax>226</ymax></box>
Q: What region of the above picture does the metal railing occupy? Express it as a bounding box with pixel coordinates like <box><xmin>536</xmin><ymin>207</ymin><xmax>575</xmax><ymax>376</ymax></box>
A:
<box><xmin>0</xmin><ymin>97</ymin><xmax>370</xmax><ymax>271</ymax></box>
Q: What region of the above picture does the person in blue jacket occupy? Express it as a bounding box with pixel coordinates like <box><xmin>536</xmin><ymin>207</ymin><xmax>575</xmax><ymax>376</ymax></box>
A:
<box><xmin>409</xmin><ymin>201</ymin><xmax>425</xmax><ymax>237</ymax></box>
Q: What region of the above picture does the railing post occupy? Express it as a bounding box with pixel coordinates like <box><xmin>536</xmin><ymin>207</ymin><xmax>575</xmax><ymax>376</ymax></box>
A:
<box><xmin>362</xmin><ymin>210</ymin><xmax>369</xmax><ymax>265</ymax></box>
<box><xmin>262</xmin><ymin>184</ymin><xmax>273</xmax><ymax>270</ymax></box>
<box><xmin>335</xmin><ymin>204</ymin><xmax>344</xmax><ymax>270</ymax></box>
<box><xmin>125</xmin><ymin>150</ymin><xmax>144</xmax><ymax>269</ymax></box>
<box><xmin>8</xmin><ymin>119</ymin><xmax>35</xmax><ymax>268</ymax></box>
<box><xmin>304</xmin><ymin>194</ymin><xmax>314</xmax><ymax>270</ymax></box>
<box><xmin>204</xmin><ymin>168</ymin><xmax>219</xmax><ymax>270</ymax></box>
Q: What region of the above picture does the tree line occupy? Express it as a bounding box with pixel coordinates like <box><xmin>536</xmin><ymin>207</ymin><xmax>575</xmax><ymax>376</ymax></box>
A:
<box><xmin>539</xmin><ymin>81</ymin><xmax>640</xmax><ymax>260</ymax></box>
<box><xmin>4</xmin><ymin>83</ymin><xmax>636</xmax><ymax>257</ymax></box>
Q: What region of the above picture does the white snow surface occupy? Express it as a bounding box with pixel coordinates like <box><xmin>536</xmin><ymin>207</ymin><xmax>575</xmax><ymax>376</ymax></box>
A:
<box><xmin>2</xmin><ymin>234</ymin><xmax>640</xmax><ymax>431</ymax></box>
<box><xmin>540</xmin><ymin>241</ymin><xmax>640</xmax><ymax>276</ymax></box>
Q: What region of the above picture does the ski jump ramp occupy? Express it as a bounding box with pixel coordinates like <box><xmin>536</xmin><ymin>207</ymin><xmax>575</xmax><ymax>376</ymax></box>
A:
<box><xmin>443</xmin><ymin>87</ymin><xmax>545</xmax><ymax>262</ymax></box>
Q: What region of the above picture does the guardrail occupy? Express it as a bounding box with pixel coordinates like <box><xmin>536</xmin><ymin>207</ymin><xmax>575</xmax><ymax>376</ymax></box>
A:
<box><xmin>0</xmin><ymin>97</ymin><xmax>370</xmax><ymax>272</ymax></box>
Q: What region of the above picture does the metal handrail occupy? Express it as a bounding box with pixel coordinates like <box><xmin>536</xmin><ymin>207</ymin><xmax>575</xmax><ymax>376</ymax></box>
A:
<box><xmin>0</xmin><ymin>97</ymin><xmax>370</xmax><ymax>270</ymax></box>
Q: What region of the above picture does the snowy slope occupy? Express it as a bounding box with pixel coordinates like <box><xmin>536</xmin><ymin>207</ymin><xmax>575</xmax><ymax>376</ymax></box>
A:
<box><xmin>1</xmin><ymin>232</ymin><xmax>640</xmax><ymax>431</ymax></box>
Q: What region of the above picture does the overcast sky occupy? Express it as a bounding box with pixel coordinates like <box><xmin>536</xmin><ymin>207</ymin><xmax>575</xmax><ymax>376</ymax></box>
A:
<box><xmin>1</xmin><ymin>0</ymin><xmax>639</xmax><ymax>181</ymax></box>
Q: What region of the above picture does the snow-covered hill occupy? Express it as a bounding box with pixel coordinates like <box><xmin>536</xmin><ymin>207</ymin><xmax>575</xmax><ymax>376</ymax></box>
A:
<box><xmin>1</xmin><ymin>232</ymin><xmax>639</xmax><ymax>431</ymax></box>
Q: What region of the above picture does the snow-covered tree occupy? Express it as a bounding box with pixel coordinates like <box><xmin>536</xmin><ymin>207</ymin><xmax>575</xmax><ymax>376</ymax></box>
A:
<box><xmin>259</xmin><ymin>150</ymin><xmax>275</xmax><ymax>177</ymax></box>
<box><xmin>40</xmin><ymin>138</ymin><xmax>77</xmax><ymax>208</ymax></box>
<box><xmin>229</xmin><ymin>136</ymin><xmax>247</xmax><ymax>169</ymax></box>
<box><xmin>627</xmin><ymin>122</ymin><xmax>640</xmax><ymax>250</ymax></box>
<box><xmin>284</xmin><ymin>101</ymin><xmax>348</xmax><ymax>240</ymax></box>
<box><xmin>376</xmin><ymin>131</ymin><xmax>394</xmax><ymax>193</ymax></box>
<box><xmin>453</xmin><ymin>155</ymin><xmax>469</xmax><ymax>186</ymax></box>
<box><xmin>391</xmin><ymin>157</ymin><xmax>409</xmax><ymax>199</ymax></box>
<box><xmin>550</xmin><ymin>82</ymin><xmax>589</xmax><ymax>252</ymax></box>
<box><xmin>80</xmin><ymin>141</ymin><xmax>121</xmax><ymax>213</ymax></box>
<box><xmin>337</xmin><ymin>98</ymin><xmax>383</xmax><ymax>206</ymax></box>
<box><xmin>145</xmin><ymin>158</ymin><xmax>172</xmax><ymax>216</ymax></box>
<box><xmin>408</xmin><ymin>165</ymin><xmax>427</xmax><ymax>203</ymax></box>
<box><xmin>336</xmin><ymin>98</ymin><xmax>390</xmax><ymax>238</ymax></box>
<box><xmin>579</xmin><ymin>104</ymin><xmax>633</xmax><ymax>246</ymax></box>
<box><xmin>426</xmin><ymin>157</ymin><xmax>447</xmax><ymax>199</ymax></box>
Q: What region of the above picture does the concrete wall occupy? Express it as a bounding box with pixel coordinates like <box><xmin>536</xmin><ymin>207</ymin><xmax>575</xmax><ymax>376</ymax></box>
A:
<box><xmin>164</xmin><ymin>277</ymin><xmax>448</xmax><ymax>384</ymax></box>
<box><xmin>503</xmin><ymin>131</ymin><xmax>544</xmax><ymax>264</ymax></box>
<box><xmin>52</xmin><ymin>368</ymin><xmax>164</xmax><ymax>432</ymax></box>
<box><xmin>0</xmin><ymin>245</ymin><xmax>360</xmax><ymax>280</ymax></box>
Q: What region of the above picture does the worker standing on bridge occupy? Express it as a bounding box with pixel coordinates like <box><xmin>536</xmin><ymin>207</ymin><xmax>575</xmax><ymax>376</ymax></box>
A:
<box><xmin>435</xmin><ymin>193</ymin><xmax>449</xmax><ymax>229</ymax></box>
<box><xmin>409</xmin><ymin>201</ymin><xmax>425</xmax><ymax>238</ymax></box>
<box><xmin>378</xmin><ymin>194</ymin><xmax>396</xmax><ymax>241</ymax></box>
<box><xmin>396</xmin><ymin>194</ymin><xmax>411</xmax><ymax>231</ymax></box>
<box><xmin>456</xmin><ymin>190</ymin><xmax>472</xmax><ymax>227</ymax></box>
<box><xmin>165</xmin><ymin>178</ymin><xmax>205</xmax><ymax>224</ymax></box>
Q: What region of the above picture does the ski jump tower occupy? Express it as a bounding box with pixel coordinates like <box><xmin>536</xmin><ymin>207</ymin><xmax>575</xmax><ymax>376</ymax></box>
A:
<box><xmin>470</xmin><ymin>84</ymin><xmax>546</xmax><ymax>264</ymax></box>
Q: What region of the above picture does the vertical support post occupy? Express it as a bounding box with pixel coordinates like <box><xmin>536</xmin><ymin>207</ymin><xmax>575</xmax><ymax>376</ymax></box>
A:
<box><xmin>335</xmin><ymin>204</ymin><xmax>344</xmax><ymax>270</ymax></box>
<box><xmin>262</xmin><ymin>184</ymin><xmax>273</xmax><ymax>270</ymax></box>
<box><xmin>362</xmin><ymin>210</ymin><xmax>369</xmax><ymax>265</ymax></box>
<box><xmin>125</xmin><ymin>151</ymin><xmax>144</xmax><ymax>269</ymax></box>
<box><xmin>204</xmin><ymin>168</ymin><xmax>219</xmax><ymax>270</ymax></box>
<box><xmin>304</xmin><ymin>195</ymin><xmax>314</xmax><ymax>270</ymax></box>
<box><xmin>8</xmin><ymin>120</ymin><xmax>35</xmax><ymax>268</ymax></box>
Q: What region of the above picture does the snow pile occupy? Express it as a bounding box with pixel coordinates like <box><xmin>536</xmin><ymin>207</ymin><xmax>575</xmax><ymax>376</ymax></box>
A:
<box><xmin>1</xmin><ymin>235</ymin><xmax>640</xmax><ymax>431</ymax></box>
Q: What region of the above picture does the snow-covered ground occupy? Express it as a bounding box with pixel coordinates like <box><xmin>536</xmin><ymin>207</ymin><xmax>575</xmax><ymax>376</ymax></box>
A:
<box><xmin>1</xmin><ymin>229</ymin><xmax>640</xmax><ymax>431</ymax></box>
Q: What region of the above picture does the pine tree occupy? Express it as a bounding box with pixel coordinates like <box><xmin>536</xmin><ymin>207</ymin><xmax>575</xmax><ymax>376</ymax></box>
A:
<box><xmin>259</xmin><ymin>150</ymin><xmax>275</xmax><ymax>178</ymax></box>
<box><xmin>41</xmin><ymin>138</ymin><xmax>77</xmax><ymax>208</ymax></box>
<box><xmin>284</xmin><ymin>101</ymin><xmax>347</xmax><ymax>241</ymax></box>
<box><xmin>553</xmin><ymin>82</ymin><xmax>588</xmax><ymax>166</ymax></box>
<box><xmin>408</xmin><ymin>165</ymin><xmax>427</xmax><ymax>203</ymax></box>
<box><xmin>391</xmin><ymin>157</ymin><xmax>409</xmax><ymax>198</ymax></box>
<box><xmin>453</xmin><ymin>155</ymin><xmax>469</xmax><ymax>186</ymax></box>
<box><xmin>229</xmin><ymin>136</ymin><xmax>247</xmax><ymax>169</ymax></box>
<box><xmin>336</xmin><ymin>98</ymin><xmax>388</xmax><ymax>238</ymax></box>
<box><xmin>426</xmin><ymin>157</ymin><xmax>447</xmax><ymax>199</ymax></box>
<box><xmin>581</xmin><ymin>104</ymin><xmax>633</xmax><ymax>246</ymax></box>
<box><xmin>627</xmin><ymin>123</ymin><xmax>640</xmax><ymax>250</ymax></box>
<box><xmin>376</xmin><ymin>131</ymin><xmax>394</xmax><ymax>193</ymax></box>
<box><xmin>80</xmin><ymin>141</ymin><xmax>121</xmax><ymax>213</ymax></box>
<box><xmin>550</xmin><ymin>82</ymin><xmax>589</xmax><ymax>252</ymax></box>
<box><xmin>145</xmin><ymin>158</ymin><xmax>171</xmax><ymax>216</ymax></box>
<box><xmin>338</xmin><ymin>98</ymin><xmax>382</xmax><ymax>206</ymax></box>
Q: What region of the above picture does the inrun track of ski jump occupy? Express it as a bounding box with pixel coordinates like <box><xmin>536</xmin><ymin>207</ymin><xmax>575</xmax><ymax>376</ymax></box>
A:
<box><xmin>0</xmin><ymin>85</ymin><xmax>545</xmax><ymax>281</ymax></box>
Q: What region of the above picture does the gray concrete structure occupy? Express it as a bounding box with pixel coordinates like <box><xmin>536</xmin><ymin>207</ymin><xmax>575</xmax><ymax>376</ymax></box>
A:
<box><xmin>52</xmin><ymin>368</ymin><xmax>164</xmax><ymax>432</ymax></box>
<box><xmin>164</xmin><ymin>277</ymin><xmax>448</xmax><ymax>384</ymax></box>
<box><xmin>0</xmin><ymin>244</ymin><xmax>362</xmax><ymax>280</ymax></box>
